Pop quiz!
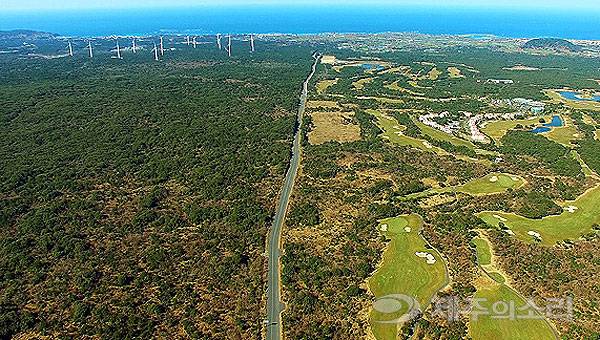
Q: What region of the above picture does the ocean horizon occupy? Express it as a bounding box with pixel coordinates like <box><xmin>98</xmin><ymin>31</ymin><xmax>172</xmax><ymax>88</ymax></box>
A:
<box><xmin>1</xmin><ymin>5</ymin><xmax>600</xmax><ymax>39</ymax></box>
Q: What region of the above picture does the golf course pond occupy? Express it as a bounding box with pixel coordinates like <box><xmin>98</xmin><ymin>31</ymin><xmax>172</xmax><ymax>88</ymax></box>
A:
<box><xmin>559</xmin><ymin>91</ymin><xmax>600</xmax><ymax>102</ymax></box>
<box><xmin>362</xmin><ymin>63</ymin><xmax>385</xmax><ymax>71</ymax></box>
<box><xmin>530</xmin><ymin>115</ymin><xmax>564</xmax><ymax>134</ymax></box>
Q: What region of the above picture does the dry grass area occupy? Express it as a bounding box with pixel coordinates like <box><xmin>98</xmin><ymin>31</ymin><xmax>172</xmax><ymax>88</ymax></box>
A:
<box><xmin>316</xmin><ymin>79</ymin><xmax>338</xmax><ymax>94</ymax></box>
<box><xmin>425</xmin><ymin>67</ymin><xmax>442</xmax><ymax>80</ymax></box>
<box><xmin>448</xmin><ymin>67</ymin><xmax>465</xmax><ymax>78</ymax></box>
<box><xmin>321</xmin><ymin>55</ymin><xmax>337</xmax><ymax>64</ymax></box>
<box><xmin>308</xmin><ymin>111</ymin><xmax>361</xmax><ymax>145</ymax></box>
<box><xmin>379</xmin><ymin>66</ymin><xmax>411</xmax><ymax>75</ymax></box>
<box><xmin>384</xmin><ymin>81</ymin><xmax>425</xmax><ymax>96</ymax></box>
<box><xmin>352</xmin><ymin>77</ymin><xmax>374</xmax><ymax>90</ymax></box>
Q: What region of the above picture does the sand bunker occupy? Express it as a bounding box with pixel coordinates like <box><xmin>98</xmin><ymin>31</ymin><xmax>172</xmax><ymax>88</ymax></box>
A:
<box><xmin>415</xmin><ymin>251</ymin><xmax>437</xmax><ymax>265</ymax></box>
<box><xmin>564</xmin><ymin>206</ymin><xmax>578</xmax><ymax>213</ymax></box>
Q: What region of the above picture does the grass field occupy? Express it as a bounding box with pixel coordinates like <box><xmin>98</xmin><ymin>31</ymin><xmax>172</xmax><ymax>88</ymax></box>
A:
<box><xmin>458</xmin><ymin>173</ymin><xmax>524</xmax><ymax>195</ymax></box>
<box><xmin>316</xmin><ymin>79</ymin><xmax>338</xmax><ymax>94</ymax></box>
<box><xmin>406</xmin><ymin>173</ymin><xmax>524</xmax><ymax>199</ymax></box>
<box><xmin>473</xmin><ymin>237</ymin><xmax>492</xmax><ymax>266</ymax></box>
<box><xmin>369</xmin><ymin>215</ymin><xmax>448</xmax><ymax>340</ymax></box>
<box><xmin>369</xmin><ymin>109</ymin><xmax>447</xmax><ymax>154</ymax></box>
<box><xmin>308</xmin><ymin>111</ymin><xmax>361</xmax><ymax>145</ymax></box>
<box><xmin>478</xmin><ymin>184</ymin><xmax>600</xmax><ymax>245</ymax></box>
<box><xmin>481</xmin><ymin>116</ymin><xmax>552</xmax><ymax>144</ymax></box>
<box><xmin>470</xmin><ymin>277</ymin><xmax>557</xmax><ymax>340</ymax></box>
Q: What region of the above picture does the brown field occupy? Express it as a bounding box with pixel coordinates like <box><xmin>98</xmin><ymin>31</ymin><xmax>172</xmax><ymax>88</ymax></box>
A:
<box><xmin>384</xmin><ymin>81</ymin><xmax>425</xmax><ymax>96</ymax></box>
<box><xmin>306</xmin><ymin>100</ymin><xmax>341</xmax><ymax>109</ymax></box>
<box><xmin>352</xmin><ymin>77</ymin><xmax>375</xmax><ymax>90</ymax></box>
<box><xmin>321</xmin><ymin>55</ymin><xmax>336</xmax><ymax>64</ymax></box>
<box><xmin>425</xmin><ymin>67</ymin><xmax>442</xmax><ymax>80</ymax></box>
<box><xmin>308</xmin><ymin>111</ymin><xmax>361</xmax><ymax>145</ymax></box>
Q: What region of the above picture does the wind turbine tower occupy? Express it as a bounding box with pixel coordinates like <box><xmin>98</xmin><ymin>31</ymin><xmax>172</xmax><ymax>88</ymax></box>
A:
<box><xmin>160</xmin><ymin>36</ymin><xmax>165</xmax><ymax>56</ymax></box>
<box><xmin>132</xmin><ymin>38</ymin><xmax>137</xmax><ymax>53</ymax></box>
<box><xmin>227</xmin><ymin>34</ymin><xmax>232</xmax><ymax>57</ymax></box>
<box><xmin>250</xmin><ymin>35</ymin><xmax>255</xmax><ymax>52</ymax></box>
<box><xmin>217</xmin><ymin>34</ymin><xmax>222</xmax><ymax>50</ymax></box>
<box><xmin>116</xmin><ymin>39</ymin><xmax>122</xmax><ymax>59</ymax></box>
<box><xmin>192</xmin><ymin>36</ymin><xmax>197</xmax><ymax>48</ymax></box>
<box><xmin>68</xmin><ymin>41</ymin><xmax>73</xmax><ymax>57</ymax></box>
<box><xmin>186</xmin><ymin>35</ymin><xmax>190</xmax><ymax>46</ymax></box>
<box><xmin>153</xmin><ymin>43</ymin><xmax>159</xmax><ymax>61</ymax></box>
<box><xmin>88</xmin><ymin>41</ymin><xmax>93</xmax><ymax>58</ymax></box>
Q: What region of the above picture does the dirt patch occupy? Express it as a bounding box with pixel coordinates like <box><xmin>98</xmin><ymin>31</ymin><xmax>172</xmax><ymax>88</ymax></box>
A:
<box><xmin>308</xmin><ymin>111</ymin><xmax>361</xmax><ymax>145</ymax></box>
<box><xmin>321</xmin><ymin>55</ymin><xmax>337</xmax><ymax>64</ymax></box>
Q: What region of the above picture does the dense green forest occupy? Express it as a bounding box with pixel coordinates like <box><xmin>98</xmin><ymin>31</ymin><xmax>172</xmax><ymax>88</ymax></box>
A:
<box><xmin>0</xmin><ymin>37</ymin><xmax>312</xmax><ymax>338</ymax></box>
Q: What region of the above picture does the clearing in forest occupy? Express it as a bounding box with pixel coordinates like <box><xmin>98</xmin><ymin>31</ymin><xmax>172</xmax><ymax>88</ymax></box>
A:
<box><xmin>308</xmin><ymin>111</ymin><xmax>361</xmax><ymax>145</ymax></box>
<box><xmin>448</xmin><ymin>66</ymin><xmax>465</xmax><ymax>78</ymax></box>
<box><xmin>424</xmin><ymin>67</ymin><xmax>442</xmax><ymax>80</ymax></box>
<box><xmin>369</xmin><ymin>214</ymin><xmax>448</xmax><ymax>340</ymax></box>
<box><xmin>384</xmin><ymin>81</ymin><xmax>425</xmax><ymax>96</ymax></box>
<box><xmin>316</xmin><ymin>79</ymin><xmax>338</xmax><ymax>94</ymax></box>
<box><xmin>478</xmin><ymin>184</ymin><xmax>600</xmax><ymax>245</ymax></box>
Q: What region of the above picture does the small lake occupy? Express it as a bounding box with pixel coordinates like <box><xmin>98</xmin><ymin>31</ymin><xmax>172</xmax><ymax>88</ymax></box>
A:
<box><xmin>559</xmin><ymin>91</ymin><xmax>600</xmax><ymax>102</ymax></box>
<box><xmin>362</xmin><ymin>63</ymin><xmax>385</xmax><ymax>71</ymax></box>
<box><xmin>531</xmin><ymin>115</ymin><xmax>563</xmax><ymax>134</ymax></box>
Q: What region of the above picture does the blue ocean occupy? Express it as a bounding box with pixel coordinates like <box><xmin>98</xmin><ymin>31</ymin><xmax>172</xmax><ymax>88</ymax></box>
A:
<box><xmin>1</xmin><ymin>5</ymin><xmax>600</xmax><ymax>39</ymax></box>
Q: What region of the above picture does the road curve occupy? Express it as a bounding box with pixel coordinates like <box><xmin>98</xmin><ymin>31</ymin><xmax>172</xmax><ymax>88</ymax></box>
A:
<box><xmin>266</xmin><ymin>54</ymin><xmax>319</xmax><ymax>340</ymax></box>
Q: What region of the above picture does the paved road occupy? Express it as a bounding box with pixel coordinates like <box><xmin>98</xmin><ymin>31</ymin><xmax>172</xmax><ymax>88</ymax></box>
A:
<box><xmin>266</xmin><ymin>54</ymin><xmax>319</xmax><ymax>340</ymax></box>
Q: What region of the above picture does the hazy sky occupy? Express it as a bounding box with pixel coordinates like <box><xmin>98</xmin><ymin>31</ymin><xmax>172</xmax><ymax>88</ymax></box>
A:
<box><xmin>3</xmin><ymin>0</ymin><xmax>598</xmax><ymax>11</ymax></box>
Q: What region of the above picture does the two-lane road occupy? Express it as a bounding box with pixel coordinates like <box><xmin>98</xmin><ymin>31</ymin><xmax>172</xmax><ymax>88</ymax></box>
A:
<box><xmin>266</xmin><ymin>54</ymin><xmax>319</xmax><ymax>340</ymax></box>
